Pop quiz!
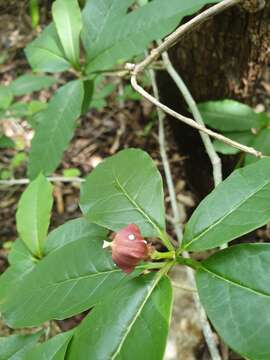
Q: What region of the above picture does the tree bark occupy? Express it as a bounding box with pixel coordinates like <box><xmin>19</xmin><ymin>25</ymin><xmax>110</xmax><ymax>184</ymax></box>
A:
<box><xmin>158</xmin><ymin>2</ymin><xmax>270</xmax><ymax>199</ymax></box>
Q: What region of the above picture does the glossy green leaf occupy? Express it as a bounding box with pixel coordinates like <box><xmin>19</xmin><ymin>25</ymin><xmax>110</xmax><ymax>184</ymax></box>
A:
<box><xmin>68</xmin><ymin>273</ymin><xmax>172</xmax><ymax>360</ymax></box>
<box><xmin>25</xmin><ymin>23</ymin><xmax>70</xmax><ymax>72</ymax></box>
<box><xmin>80</xmin><ymin>148</ymin><xmax>165</xmax><ymax>237</ymax></box>
<box><xmin>0</xmin><ymin>241</ymin><xmax>37</xmax><ymax>312</ymax></box>
<box><xmin>0</xmin><ymin>224</ymin><xmax>125</xmax><ymax>328</ymax></box>
<box><xmin>8</xmin><ymin>239</ymin><xmax>35</xmax><ymax>267</ymax></box>
<box><xmin>44</xmin><ymin>217</ymin><xmax>106</xmax><ymax>254</ymax></box>
<box><xmin>52</xmin><ymin>0</ymin><xmax>82</xmax><ymax>67</ymax></box>
<box><xmin>0</xmin><ymin>263</ymin><xmax>34</xmax><ymax>308</ymax></box>
<box><xmin>82</xmin><ymin>0</ymin><xmax>220</xmax><ymax>73</ymax></box>
<box><xmin>24</xmin><ymin>331</ymin><xmax>73</xmax><ymax>360</ymax></box>
<box><xmin>28</xmin><ymin>80</ymin><xmax>84</xmax><ymax>179</ymax></box>
<box><xmin>196</xmin><ymin>244</ymin><xmax>270</xmax><ymax>360</ymax></box>
<box><xmin>183</xmin><ymin>157</ymin><xmax>270</xmax><ymax>251</ymax></box>
<box><xmin>245</xmin><ymin>128</ymin><xmax>270</xmax><ymax>165</ymax></box>
<box><xmin>0</xmin><ymin>332</ymin><xmax>42</xmax><ymax>360</ymax></box>
<box><xmin>10</xmin><ymin>74</ymin><xmax>57</xmax><ymax>96</ymax></box>
<box><xmin>213</xmin><ymin>131</ymin><xmax>254</xmax><ymax>155</ymax></box>
<box><xmin>198</xmin><ymin>100</ymin><xmax>264</xmax><ymax>132</ymax></box>
<box><xmin>16</xmin><ymin>174</ymin><xmax>53</xmax><ymax>257</ymax></box>
<box><xmin>0</xmin><ymin>85</ymin><xmax>13</xmax><ymax>109</ymax></box>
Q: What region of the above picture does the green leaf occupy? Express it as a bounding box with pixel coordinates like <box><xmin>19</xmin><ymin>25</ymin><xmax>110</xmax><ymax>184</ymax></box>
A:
<box><xmin>0</xmin><ymin>85</ymin><xmax>13</xmax><ymax>109</ymax></box>
<box><xmin>8</xmin><ymin>239</ymin><xmax>35</xmax><ymax>267</ymax></box>
<box><xmin>0</xmin><ymin>263</ymin><xmax>35</xmax><ymax>308</ymax></box>
<box><xmin>25</xmin><ymin>23</ymin><xmax>70</xmax><ymax>73</ymax></box>
<box><xmin>52</xmin><ymin>0</ymin><xmax>82</xmax><ymax>67</ymax></box>
<box><xmin>0</xmin><ymin>224</ymin><xmax>125</xmax><ymax>328</ymax></box>
<box><xmin>16</xmin><ymin>173</ymin><xmax>53</xmax><ymax>257</ymax></box>
<box><xmin>27</xmin><ymin>100</ymin><xmax>47</xmax><ymax>115</ymax></box>
<box><xmin>44</xmin><ymin>217</ymin><xmax>106</xmax><ymax>254</ymax></box>
<box><xmin>89</xmin><ymin>78</ymin><xmax>116</xmax><ymax>110</ymax></box>
<box><xmin>62</xmin><ymin>167</ymin><xmax>81</xmax><ymax>178</ymax></box>
<box><xmin>82</xmin><ymin>0</ymin><xmax>219</xmax><ymax>73</ymax></box>
<box><xmin>196</xmin><ymin>244</ymin><xmax>270</xmax><ymax>360</ymax></box>
<box><xmin>245</xmin><ymin>128</ymin><xmax>270</xmax><ymax>165</ymax></box>
<box><xmin>0</xmin><ymin>134</ymin><xmax>15</xmax><ymax>148</ymax></box>
<box><xmin>198</xmin><ymin>100</ymin><xmax>264</xmax><ymax>132</ymax></box>
<box><xmin>80</xmin><ymin>148</ymin><xmax>165</xmax><ymax>237</ymax></box>
<box><xmin>0</xmin><ymin>241</ymin><xmax>37</xmax><ymax>309</ymax></box>
<box><xmin>8</xmin><ymin>102</ymin><xmax>30</xmax><ymax>117</ymax></box>
<box><xmin>0</xmin><ymin>169</ymin><xmax>12</xmax><ymax>180</ymax></box>
<box><xmin>213</xmin><ymin>131</ymin><xmax>254</xmax><ymax>155</ymax></box>
<box><xmin>0</xmin><ymin>332</ymin><xmax>42</xmax><ymax>360</ymax></box>
<box><xmin>24</xmin><ymin>331</ymin><xmax>73</xmax><ymax>360</ymax></box>
<box><xmin>10</xmin><ymin>74</ymin><xmax>57</xmax><ymax>96</ymax></box>
<box><xmin>26</xmin><ymin>103</ymin><xmax>48</xmax><ymax>130</ymax></box>
<box><xmin>68</xmin><ymin>272</ymin><xmax>172</xmax><ymax>360</ymax></box>
<box><xmin>183</xmin><ymin>157</ymin><xmax>270</xmax><ymax>251</ymax></box>
<box><xmin>28</xmin><ymin>80</ymin><xmax>84</xmax><ymax>179</ymax></box>
<box><xmin>11</xmin><ymin>152</ymin><xmax>27</xmax><ymax>168</ymax></box>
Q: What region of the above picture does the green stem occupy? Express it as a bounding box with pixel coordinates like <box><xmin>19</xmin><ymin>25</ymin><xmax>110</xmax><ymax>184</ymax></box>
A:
<box><xmin>159</xmin><ymin>230</ymin><xmax>175</xmax><ymax>251</ymax></box>
<box><xmin>29</xmin><ymin>0</ymin><xmax>39</xmax><ymax>28</ymax></box>
<box><xmin>136</xmin><ymin>262</ymin><xmax>165</xmax><ymax>270</ymax></box>
<box><xmin>176</xmin><ymin>256</ymin><xmax>201</xmax><ymax>270</ymax></box>
<box><xmin>151</xmin><ymin>250</ymin><xmax>175</xmax><ymax>260</ymax></box>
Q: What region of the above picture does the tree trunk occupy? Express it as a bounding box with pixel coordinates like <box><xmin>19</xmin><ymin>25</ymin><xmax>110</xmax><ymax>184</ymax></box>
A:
<box><xmin>158</xmin><ymin>2</ymin><xmax>270</xmax><ymax>199</ymax></box>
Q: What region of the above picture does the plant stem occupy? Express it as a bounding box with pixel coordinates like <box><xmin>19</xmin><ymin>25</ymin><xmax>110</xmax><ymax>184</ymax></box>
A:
<box><xmin>148</xmin><ymin>64</ymin><xmax>222</xmax><ymax>360</ymax></box>
<box><xmin>151</xmin><ymin>250</ymin><xmax>175</xmax><ymax>260</ymax></box>
<box><xmin>176</xmin><ymin>255</ymin><xmax>201</xmax><ymax>270</ymax></box>
<box><xmin>159</xmin><ymin>230</ymin><xmax>175</xmax><ymax>252</ymax></box>
<box><xmin>160</xmin><ymin>50</ymin><xmax>222</xmax><ymax>187</ymax></box>
<box><xmin>134</xmin><ymin>0</ymin><xmax>242</xmax><ymax>75</ymax></box>
<box><xmin>130</xmin><ymin>74</ymin><xmax>263</xmax><ymax>158</ymax></box>
<box><xmin>29</xmin><ymin>0</ymin><xmax>40</xmax><ymax>28</ymax></box>
<box><xmin>0</xmin><ymin>177</ymin><xmax>84</xmax><ymax>186</ymax></box>
<box><xmin>136</xmin><ymin>262</ymin><xmax>165</xmax><ymax>271</ymax></box>
<box><xmin>128</xmin><ymin>0</ymin><xmax>262</xmax><ymax>159</ymax></box>
<box><xmin>149</xmin><ymin>68</ymin><xmax>183</xmax><ymax>245</ymax></box>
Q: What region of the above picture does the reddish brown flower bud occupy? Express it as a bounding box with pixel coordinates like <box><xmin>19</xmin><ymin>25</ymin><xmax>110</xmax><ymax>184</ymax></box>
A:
<box><xmin>111</xmin><ymin>224</ymin><xmax>152</xmax><ymax>273</ymax></box>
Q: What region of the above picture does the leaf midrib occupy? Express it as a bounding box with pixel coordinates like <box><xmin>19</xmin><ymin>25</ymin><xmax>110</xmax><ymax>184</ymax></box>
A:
<box><xmin>20</xmin><ymin>268</ymin><xmax>122</xmax><ymax>294</ymax></box>
<box><xmin>111</xmin><ymin>274</ymin><xmax>162</xmax><ymax>359</ymax></box>
<box><xmin>201</xmin><ymin>265</ymin><xmax>270</xmax><ymax>298</ymax></box>
<box><xmin>184</xmin><ymin>179</ymin><xmax>270</xmax><ymax>249</ymax></box>
<box><xmin>59</xmin><ymin>2</ymin><xmax>78</xmax><ymax>64</ymax></box>
<box><xmin>31</xmin><ymin>46</ymin><xmax>69</xmax><ymax>64</ymax></box>
<box><xmin>114</xmin><ymin>175</ymin><xmax>162</xmax><ymax>236</ymax></box>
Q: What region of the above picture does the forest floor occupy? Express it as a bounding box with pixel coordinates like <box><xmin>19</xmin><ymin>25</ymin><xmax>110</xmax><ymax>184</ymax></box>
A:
<box><xmin>1</xmin><ymin>1</ymin><xmax>269</xmax><ymax>359</ymax></box>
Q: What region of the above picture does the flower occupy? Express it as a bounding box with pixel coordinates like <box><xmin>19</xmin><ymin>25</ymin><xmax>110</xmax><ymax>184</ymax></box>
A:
<box><xmin>111</xmin><ymin>224</ymin><xmax>152</xmax><ymax>273</ymax></box>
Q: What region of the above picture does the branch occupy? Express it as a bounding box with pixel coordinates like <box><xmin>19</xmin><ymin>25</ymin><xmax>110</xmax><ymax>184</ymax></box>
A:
<box><xmin>148</xmin><ymin>63</ymin><xmax>222</xmax><ymax>360</ymax></box>
<box><xmin>133</xmin><ymin>0</ymin><xmax>242</xmax><ymax>75</ymax></box>
<box><xmin>127</xmin><ymin>0</ymin><xmax>263</xmax><ymax>159</ymax></box>
<box><xmin>0</xmin><ymin>177</ymin><xmax>85</xmax><ymax>186</ymax></box>
<box><xmin>160</xmin><ymin>50</ymin><xmax>222</xmax><ymax>187</ymax></box>
<box><xmin>148</xmin><ymin>68</ymin><xmax>183</xmax><ymax>244</ymax></box>
<box><xmin>130</xmin><ymin>75</ymin><xmax>262</xmax><ymax>158</ymax></box>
